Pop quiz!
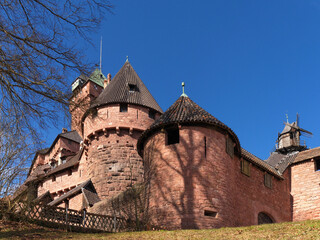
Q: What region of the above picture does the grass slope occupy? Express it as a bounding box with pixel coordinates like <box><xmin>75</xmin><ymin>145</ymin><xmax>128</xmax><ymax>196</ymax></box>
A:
<box><xmin>1</xmin><ymin>219</ymin><xmax>320</xmax><ymax>239</ymax></box>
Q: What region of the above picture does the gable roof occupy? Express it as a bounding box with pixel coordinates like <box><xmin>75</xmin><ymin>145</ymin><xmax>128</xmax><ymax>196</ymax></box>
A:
<box><xmin>266</xmin><ymin>151</ymin><xmax>298</xmax><ymax>174</ymax></box>
<box><xmin>241</xmin><ymin>148</ymin><xmax>283</xmax><ymax>178</ymax></box>
<box><xmin>293</xmin><ymin>147</ymin><xmax>320</xmax><ymax>164</ymax></box>
<box><xmin>91</xmin><ymin>61</ymin><xmax>163</xmax><ymax>113</ymax></box>
<box><xmin>28</xmin><ymin>131</ymin><xmax>82</xmax><ymax>177</ymax></box>
<box><xmin>48</xmin><ymin>179</ymin><xmax>96</xmax><ymax>206</ymax></box>
<box><xmin>45</xmin><ymin>148</ymin><xmax>83</xmax><ymax>177</ymax></box>
<box><xmin>138</xmin><ymin>95</ymin><xmax>240</xmax><ymax>155</ymax></box>
<box><xmin>59</xmin><ymin>130</ymin><xmax>82</xmax><ymax>143</ymax></box>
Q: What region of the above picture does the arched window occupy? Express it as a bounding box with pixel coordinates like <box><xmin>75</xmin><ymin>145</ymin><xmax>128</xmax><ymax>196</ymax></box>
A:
<box><xmin>258</xmin><ymin>212</ymin><xmax>274</xmax><ymax>225</ymax></box>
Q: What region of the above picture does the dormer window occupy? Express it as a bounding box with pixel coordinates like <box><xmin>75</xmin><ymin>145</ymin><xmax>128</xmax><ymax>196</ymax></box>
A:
<box><xmin>120</xmin><ymin>103</ymin><xmax>128</xmax><ymax>112</ymax></box>
<box><xmin>128</xmin><ymin>84</ymin><xmax>138</xmax><ymax>92</ymax></box>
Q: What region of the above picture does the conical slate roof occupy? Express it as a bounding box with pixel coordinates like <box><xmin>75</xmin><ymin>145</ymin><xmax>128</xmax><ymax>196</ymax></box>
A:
<box><xmin>91</xmin><ymin>62</ymin><xmax>163</xmax><ymax>113</ymax></box>
<box><xmin>138</xmin><ymin>95</ymin><xmax>240</xmax><ymax>154</ymax></box>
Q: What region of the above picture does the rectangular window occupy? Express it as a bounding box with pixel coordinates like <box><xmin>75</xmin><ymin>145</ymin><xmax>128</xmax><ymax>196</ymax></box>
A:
<box><xmin>52</xmin><ymin>175</ymin><xmax>56</xmax><ymax>182</ymax></box>
<box><xmin>68</xmin><ymin>169</ymin><xmax>72</xmax><ymax>176</ymax></box>
<box><xmin>120</xmin><ymin>103</ymin><xmax>128</xmax><ymax>112</ymax></box>
<box><xmin>226</xmin><ymin>135</ymin><xmax>234</xmax><ymax>158</ymax></box>
<box><xmin>241</xmin><ymin>159</ymin><xmax>250</xmax><ymax>176</ymax></box>
<box><xmin>166</xmin><ymin>126</ymin><xmax>179</xmax><ymax>145</ymax></box>
<box><xmin>264</xmin><ymin>173</ymin><xmax>272</xmax><ymax>188</ymax></box>
<box><xmin>149</xmin><ymin>109</ymin><xmax>156</xmax><ymax>119</ymax></box>
<box><xmin>204</xmin><ymin>210</ymin><xmax>217</xmax><ymax>217</ymax></box>
<box><xmin>315</xmin><ymin>158</ymin><xmax>320</xmax><ymax>171</ymax></box>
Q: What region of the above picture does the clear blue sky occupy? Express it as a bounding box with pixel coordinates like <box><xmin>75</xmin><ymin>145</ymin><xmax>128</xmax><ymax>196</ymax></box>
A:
<box><xmin>50</xmin><ymin>0</ymin><xmax>320</xmax><ymax>160</ymax></box>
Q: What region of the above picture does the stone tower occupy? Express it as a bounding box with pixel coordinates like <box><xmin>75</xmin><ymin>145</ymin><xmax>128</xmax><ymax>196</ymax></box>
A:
<box><xmin>82</xmin><ymin>61</ymin><xmax>163</xmax><ymax>199</ymax></box>
<box><xmin>137</xmin><ymin>94</ymin><xmax>242</xmax><ymax>229</ymax></box>
<box><xmin>69</xmin><ymin>69</ymin><xmax>106</xmax><ymax>136</ymax></box>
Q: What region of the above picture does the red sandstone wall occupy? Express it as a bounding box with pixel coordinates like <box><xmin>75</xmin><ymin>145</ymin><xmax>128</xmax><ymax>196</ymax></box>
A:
<box><xmin>234</xmin><ymin>158</ymin><xmax>291</xmax><ymax>226</ymax></box>
<box><xmin>143</xmin><ymin>126</ymin><xmax>291</xmax><ymax>230</ymax></box>
<box><xmin>69</xmin><ymin>193</ymin><xmax>83</xmax><ymax>210</ymax></box>
<box><xmin>291</xmin><ymin>160</ymin><xmax>320</xmax><ymax>221</ymax></box>
<box><xmin>38</xmin><ymin>167</ymin><xmax>85</xmax><ymax>199</ymax></box>
<box><xmin>70</xmin><ymin>81</ymin><xmax>103</xmax><ymax>135</ymax></box>
<box><xmin>83</xmin><ymin>104</ymin><xmax>158</xmax><ymax>138</ymax></box>
<box><xmin>82</xmin><ymin>104</ymin><xmax>158</xmax><ymax>201</ymax></box>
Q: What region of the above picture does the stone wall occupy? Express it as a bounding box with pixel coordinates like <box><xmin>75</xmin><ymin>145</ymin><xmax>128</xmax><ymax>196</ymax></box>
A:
<box><xmin>38</xmin><ymin>167</ymin><xmax>84</xmax><ymax>199</ymax></box>
<box><xmin>291</xmin><ymin>159</ymin><xmax>320</xmax><ymax>221</ymax></box>
<box><xmin>82</xmin><ymin>103</ymin><xmax>158</xmax><ymax>202</ymax></box>
<box><xmin>143</xmin><ymin>125</ymin><xmax>291</xmax><ymax>230</ymax></box>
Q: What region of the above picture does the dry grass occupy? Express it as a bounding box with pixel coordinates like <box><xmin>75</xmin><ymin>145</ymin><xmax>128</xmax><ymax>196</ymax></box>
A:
<box><xmin>1</xmin><ymin>219</ymin><xmax>320</xmax><ymax>239</ymax></box>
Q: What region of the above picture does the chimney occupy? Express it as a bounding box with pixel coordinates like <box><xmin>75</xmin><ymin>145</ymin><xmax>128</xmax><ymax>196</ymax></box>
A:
<box><xmin>62</xmin><ymin>128</ymin><xmax>68</xmax><ymax>133</ymax></box>
<box><xmin>104</xmin><ymin>73</ymin><xmax>112</xmax><ymax>88</ymax></box>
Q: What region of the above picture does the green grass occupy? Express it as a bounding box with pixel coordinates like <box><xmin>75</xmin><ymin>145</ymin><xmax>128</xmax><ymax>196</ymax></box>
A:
<box><xmin>1</xmin><ymin>219</ymin><xmax>320</xmax><ymax>239</ymax></box>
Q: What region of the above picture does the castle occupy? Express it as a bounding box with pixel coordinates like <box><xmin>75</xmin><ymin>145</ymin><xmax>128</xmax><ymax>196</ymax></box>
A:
<box><xmin>15</xmin><ymin>60</ymin><xmax>320</xmax><ymax>229</ymax></box>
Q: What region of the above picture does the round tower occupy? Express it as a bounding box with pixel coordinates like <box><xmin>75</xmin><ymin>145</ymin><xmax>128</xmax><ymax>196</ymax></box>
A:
<box><xmin>82</xmin><ymin>61</ymin><xmax>162</xmax><ymax>199</ymax></box>
<box><xmin>137</xmin><ymin>94</ymin><xmax>241</xmax><ymax>229</ymax></box>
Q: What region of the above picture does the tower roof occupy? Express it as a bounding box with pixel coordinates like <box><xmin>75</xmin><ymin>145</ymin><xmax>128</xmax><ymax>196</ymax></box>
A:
<box><xmin>89</xmin><ymin>68</ymin><xmax>106</xmax><ymax>88</ymax></box>
<box><xmin>138</xmin><ymin>95</ymin><xmax>240</xmax><ymax>154</ymax></box>
<box><xmin>91</xmin><ymin>62</ymin><xmax>163</xmax><ymax>113</ymax></box>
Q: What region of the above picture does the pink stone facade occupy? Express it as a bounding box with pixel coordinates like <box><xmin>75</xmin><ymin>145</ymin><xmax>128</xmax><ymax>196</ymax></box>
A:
<box><xmin>143</xmin><ymin>126</ymin><xmax>291</xmax><ymax>229</ymax></box>
<box><xmin>291</xmin><ymin>160</ymin><xmax>320</xmax><ymax>221</ymax></box>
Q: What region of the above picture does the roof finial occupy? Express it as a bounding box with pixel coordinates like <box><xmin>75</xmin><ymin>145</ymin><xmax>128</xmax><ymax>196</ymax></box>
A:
<box><xmin>181</xmin><ymin>82</ymin><xmax>188</xmax><ymax>97</ymax></box>
<box><xmin>286</xmin><ymin>114</ymin><xmax>289</xmax><ymax>123</ymax></box>
<box><xmin>126</xmin><ymin>56</ymin><xmax>129</xmax><ymax>63</ymax></box>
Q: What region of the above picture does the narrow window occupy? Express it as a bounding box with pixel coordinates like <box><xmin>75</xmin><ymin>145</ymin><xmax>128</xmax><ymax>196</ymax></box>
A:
<box><xmin>315</xmin><ymin>158</ymin><xmax>320</xmax><ymax>171</ymax></box>
<box><xmin>204</xmin><ymin>137</ymin><xmax>207</xmax><ymax>158</ymax></box>
<box><xmin>241</xmin><ymin>159</ymin><xmax>250</xmax><ymax>176</ymax></box>
<box><xmin>120</xmin><ymin>103</ymin><xmax>128</xmax><ymax>112</ymax></box>
<box><xmin>68</xmin><ymin>169</ymin><xmax>72</xmax><ymax>176</ymax></box>
<box><xmin>166</xmin><ymin>126</ymin><xmax>179</xmax><ymax>145</ymax></box>
<box><xmin>264</xmin><ymin>173</ymin><xmax>272</xmax><ymax>188</ymax></box>
<box><xmin>204</xmin><ymin>210</ymin><xmax>217</xmax><ymax>217</ymax></box>
<box><xmin>149</xmin><ymin>109</ymin><xmax>156</xmax><ymax>119</ymax></box>
<box><xmin>52</xmin><ymin>175</ymin><xmax>56</xmax><ymax>182</ymax></box>
<box><xmin>226</xmin><ymin>135</ymin><xmax>234</xmax><ymax>158</ymax></box>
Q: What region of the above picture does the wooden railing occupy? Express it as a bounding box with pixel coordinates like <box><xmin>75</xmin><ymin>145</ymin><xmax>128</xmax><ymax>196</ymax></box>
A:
<box><xmin>12</xmin><ymin>202</ymin><xmax>126</xmax><ymax>232</ymax></box>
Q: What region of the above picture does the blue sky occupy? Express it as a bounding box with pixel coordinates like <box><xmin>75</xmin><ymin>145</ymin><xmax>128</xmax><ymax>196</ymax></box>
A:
<box><xmin>49</xmin><ymin>0</ymin><xmax>320</xmax><ymax>160</ymax></box>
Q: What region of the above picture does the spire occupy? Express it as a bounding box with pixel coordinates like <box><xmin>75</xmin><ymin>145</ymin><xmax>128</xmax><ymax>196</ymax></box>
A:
<box><xmin>99</xmin><ymin>36</ymin><xmax>103</xmax><ymax>71</ymax></box>
<box><xmin>181</xmin><ymin>82</ymin><xmax>188</xmax><ymax>97</ymax></box>
<box><xmin>286</xmin><ymin>114</ymin><xmax>289</xmax><ymax>123</ymax></box>
<box><xmin>126</xmin><ymin>56</ymin><xmax>129</xmax><ymax>63</ymax></box>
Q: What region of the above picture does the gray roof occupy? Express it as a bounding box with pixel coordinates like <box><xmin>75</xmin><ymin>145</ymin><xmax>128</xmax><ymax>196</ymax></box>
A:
<box><xmin>138</xmin><ymin>95</ymin><xmax>240</xmax><ymax>155</ymax></box>
<box><xmin>266</xmin><ymin>151</ymin><xmax>299</xmax><ymax>174</ymax></box>
<box><xmin>60</xmin><ymin>130</ymin><xmax>82</xmax><ymax>143</ymax></box>
<box><xmin>91</xmin><ymin>61</ymin><xmax>163</xmax><ymax>113</ymax></box>
<box><xmin>46</xmin><ymin>149</ymin><xmax>83</xmax><ymax>177</ymax></box>
<box><xmin>48</xmin><ymin>179</ymin><xmax>96</xmax><ymax>206</ymax></box>
<box><xmin>241</xmin><ymin>148</ymin><xmax>283</xmax><ymax>178</ymax></box>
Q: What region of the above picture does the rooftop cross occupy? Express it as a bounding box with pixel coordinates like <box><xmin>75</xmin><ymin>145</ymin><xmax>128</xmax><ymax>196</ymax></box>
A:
<box><xmin>181</xmin><ymin>82</ymin><xmax>188</xmax><ymax>97</ymax></box>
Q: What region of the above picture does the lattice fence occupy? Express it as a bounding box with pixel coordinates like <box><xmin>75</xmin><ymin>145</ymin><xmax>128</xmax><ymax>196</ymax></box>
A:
<box><xmin>12</xmin><ymin>202</ymin><xmax>126</xmax><ymax>232</ymax></box>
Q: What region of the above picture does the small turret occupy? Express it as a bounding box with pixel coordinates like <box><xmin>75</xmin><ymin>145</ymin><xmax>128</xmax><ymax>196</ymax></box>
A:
<box><xmin>276</xmin><ymin>114</ymin><xmax>312</xmax><ymax>153</ymax></box>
